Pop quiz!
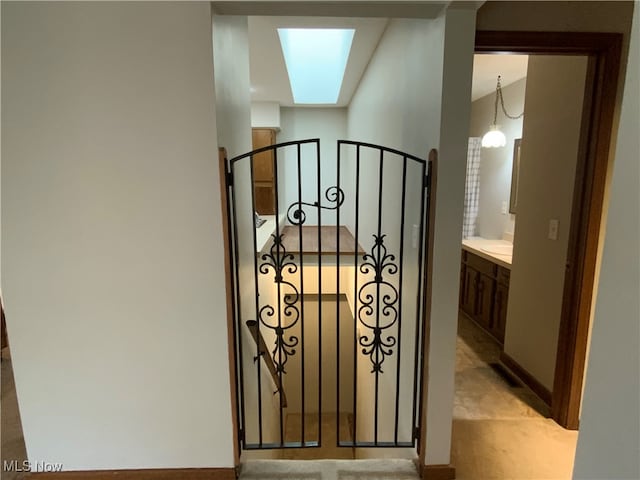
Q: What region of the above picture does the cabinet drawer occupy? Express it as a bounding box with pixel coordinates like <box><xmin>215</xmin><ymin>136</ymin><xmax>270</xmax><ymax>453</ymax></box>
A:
<box><xmin>465</xmin><ymin>251</ymin><xmax>497</xmax><ymax>277</ymax></box>
<box><xmin>497</xmin><ymin>266</ymin><xmax>511</xmax><ymax>286</ymax></box>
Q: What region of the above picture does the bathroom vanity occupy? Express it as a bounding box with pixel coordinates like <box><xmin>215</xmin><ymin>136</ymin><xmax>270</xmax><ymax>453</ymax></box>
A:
<box><xmin>459</xmin><ymin>238</ymin><xmax>512</xmax><ymax>345</ymax></box>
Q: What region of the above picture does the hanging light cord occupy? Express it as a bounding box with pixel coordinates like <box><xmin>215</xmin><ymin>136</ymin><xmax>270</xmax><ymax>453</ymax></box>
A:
<box><xmin>493</xmin><ymin>75</ymin><xmax>524</xmax><ymax>121</ymax></box>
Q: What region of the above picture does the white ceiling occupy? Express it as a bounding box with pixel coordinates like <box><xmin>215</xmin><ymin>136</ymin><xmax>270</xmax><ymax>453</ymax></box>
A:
<box><xmin>248</xmin><ymin>16</ymin><xmax>388</xmax><ymax>107</ymax></box>
<box><xmin>248</xmin><ymin>19</ymin><xmax>529</xmax><ymax>108</ymax></box>
<box><xmin>471</xmin><ymin>54</ymin><xmax>529</xmax><ymax>101</ymax></box>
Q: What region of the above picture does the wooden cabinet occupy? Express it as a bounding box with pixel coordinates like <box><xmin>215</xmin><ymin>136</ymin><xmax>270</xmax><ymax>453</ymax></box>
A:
<box><xmin>460</xmin><ymin>262</ymin><xmax>476</xmax><ymax>317</ymax></box>
<box><xmin>476</xmin><ymin>273</ymin><xmax>495</xmax><ymax>331</ymax></box>
<box><xmin>459</xmin><ymin>250</ymin><xmax>510</xmax><ymax>345</ymax></box>
<box><xmin>251</xmin><ymin>128</ymin><xmax>276</xmax><ymax>215</ymax></box>
<box><xmin>492</xmin><ymin>283</ymin><xmax>509</xmax><ymax>344</ymax></box>
<box><xmin>1</xmin><ymin>301</ymin><xmax>7</xmax><ymax>349</ymax></box>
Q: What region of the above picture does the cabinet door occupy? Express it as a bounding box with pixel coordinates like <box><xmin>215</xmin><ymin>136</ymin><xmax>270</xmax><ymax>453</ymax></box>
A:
<box><xmin>475</xmin><ymin>273</ymin><xmax>495</xmax><ymax>331</ymax></box>
<box><xmin>252</xmin><ymin>129</ymin><xmax>275</xmax><ymax>183</ymax></box>
<box><xmin>254</xmin><ymin>185</ymin><xmax>276</xmax><ymax>216</ymax></box>
<box><xmin>460</xmin><ymin>266</ymin><xmax>477</xmax><ymax>317</ymax></box>
<box><xmin>491</xmin><ymin>283</ymin><xmax>509</xmax><ymax>344</ymax></box>
<box><xmin>251</xmin><ymin>128</ymin><xmax>276</xmax><ymax>214</ymax></box>
<box><xmin>459</xmin><ymin>263</ymin><xmax>466</xmax><ymax>307</ymax></box>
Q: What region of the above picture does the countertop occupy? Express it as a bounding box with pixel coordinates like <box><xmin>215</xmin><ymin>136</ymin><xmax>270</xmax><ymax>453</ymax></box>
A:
<box><xmin>462</xmin><ymin>237</ymin><xmax>513</xmax><ymax>269</ymax></box>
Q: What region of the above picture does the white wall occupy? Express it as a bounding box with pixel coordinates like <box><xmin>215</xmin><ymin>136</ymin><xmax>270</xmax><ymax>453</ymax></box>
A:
<box><xmin>1</xmin><ymin>2</ymin><xmax>234</xmax><ymax>470</ymax></box>
<box><xmin>469</xmin><ymin>77</ymin><xmax>526</xmax><ymax>239</ymax></box>
<box><xmin>251</xmin><ymin>102</ymin><xmax>281</xmax><ymax>129</ymax></box>
<box><xmin>212</xmin><ymin>14</ymin><xmax>282</xmax><ymax>449</ymax></box>
<box><xmin>347</xmin><ymin>7</ymin><xmax>477</xmax><ymax>464</ymax></box>
<box><xmin>504</xmin><ymin>56</ymin><xmax>587</xmax><ymax>391</ymax></box>
<box><xmin>572</xmin><ymin>3</ymin><xmax>639</xmax><ymax>478</ymax></box>
<box><xmin>282</xmin><ymin>297</ymin><xmax>355</xmax><ymax>416</ymax></box>
<box><xmin>277</xmin><ymin>107</ymin><xmax>347</xmax><ymax>226</ymax></box>
<box><xmin>425</xmin><ymin>7</ymin><xmax>477</xmax><ymax>464</ymax></box>
<box><xmin>213</xmin><ymin>16</ymin><xmax>253</xmax><ymax>159</ymax></box>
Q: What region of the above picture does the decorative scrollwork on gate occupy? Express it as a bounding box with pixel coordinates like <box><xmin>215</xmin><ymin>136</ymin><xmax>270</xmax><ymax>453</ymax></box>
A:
<box><xmin>286</xmin><ymin>186</ymin><xmax>345</xmax><ymax>226</ymax></box>
<box><xmin>358</xmin><ymin>234</ymin><xmax>399</xmax><ymax>373</ymax></box>
<box><xmin>258</xmin><ymin>234</ymin><xmax>300</xmax><ymax>374</ymax></box>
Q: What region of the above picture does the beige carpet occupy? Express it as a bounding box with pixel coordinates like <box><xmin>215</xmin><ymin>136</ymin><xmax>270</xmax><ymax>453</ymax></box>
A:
<box><xmin>452</xmin><ymin>313</ymin><xmax>579</xmax><ymax>479</ymax></box>
<box><xmin>452</xmin><ymin>418</ymin><xmax>578</xmax><ymax>480</ymax></box>
<box><xmin>454</xmin><ymin>314</ymin><xmax>549</xmax><ymax>420</ymax></box>
<box><xmin>240</xmin><ymin>459</ymin><xmax>420</xmax><ymax>480</ymax></box>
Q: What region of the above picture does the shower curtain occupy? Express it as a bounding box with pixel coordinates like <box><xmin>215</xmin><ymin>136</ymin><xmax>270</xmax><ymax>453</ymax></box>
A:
<box><xmin>463</xmin><ymin>137</ymin><xmax>482</xmax><ymax>239</ymax></box>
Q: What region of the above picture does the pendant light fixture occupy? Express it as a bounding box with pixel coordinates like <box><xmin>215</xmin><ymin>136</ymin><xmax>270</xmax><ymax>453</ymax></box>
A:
<box><xmin>481</xmin><ymin>75</ymin><xmax>524</xmax><ymax>148</ymax></box>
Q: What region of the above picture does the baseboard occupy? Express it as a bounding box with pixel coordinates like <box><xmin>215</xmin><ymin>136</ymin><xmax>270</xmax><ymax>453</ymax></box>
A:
<box><xmin>30</xmin><ymin>468</ymin><xmax>236</xmax><ymax>479</ymax></box>
<box><xmin>500</xmin><ymin>351</ymin><xmax>552</xmax><ymax>406</ymax></box>
<box><xmin>421</xmin><ymin>464</ymin><xmax>456</xmax><ymax>480</ymax></box>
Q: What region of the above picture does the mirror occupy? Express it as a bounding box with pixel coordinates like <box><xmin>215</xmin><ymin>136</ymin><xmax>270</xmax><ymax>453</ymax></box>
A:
<box><xmin>509</xmin><ymin>138</ymin><xmax>522</xmax><ymax>214</ymax></box>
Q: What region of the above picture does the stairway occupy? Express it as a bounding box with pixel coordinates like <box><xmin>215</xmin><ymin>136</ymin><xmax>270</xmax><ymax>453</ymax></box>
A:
<box><xmin>280</xmin><ymin>412</ymin><xmax>354</xmax><ymax>460</ymax></box>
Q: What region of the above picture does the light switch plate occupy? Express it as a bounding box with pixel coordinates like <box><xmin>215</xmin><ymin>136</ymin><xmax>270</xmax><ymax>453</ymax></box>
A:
<box><xmin>548</xmin><ymin>219</ymin><xmax>559</xmax><ymax>240</ymax></box>
<box><xmin>501</xmin><ymin>201</ymin><xmax>508</xmax><ymax>215</ymax></box>
<box><xmin>412</xmin><ymin>224</ymin><xmax>419</xmax><ymax>249</ymax></box>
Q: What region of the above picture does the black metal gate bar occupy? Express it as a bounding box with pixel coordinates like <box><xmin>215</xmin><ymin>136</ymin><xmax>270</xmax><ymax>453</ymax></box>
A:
<box><xmin>351</xmin><ymin>144</ymin><xmax>361</xmax><ymax>447</ymax></box>
<box><xmin>250</xmin><ymin>151</ymin><xmax>266</xmax><ymax>447</ymax></box>
<box><xmin>335</xmin><ymin>140</ymin><xmax>341</xmax><ymax>448</ymax></box>
<box><xmin>246</xmin><ymin>151</ymin><xmax>264</xmax><ymax>447</ymax></box>
<box><xmin>394</xmin><ymin>155</ymin><xmax>408</xmax><ymax>445</ymax></box>
<box><xmin>374</xmin><ymin>148</ymin><xmax>384</xmax><ymax>445</ymax></box>
<box><xmin>228</xmin><ymin>154</ymin><xmax>250</xmax><ymax>446</ymax></box>
<box><xmin>273</xmin><ymin>146</ymin><xmax>285</xmax><ymax>447</ymax></box>
<box><xmin>222</xmin><ymin>152</ymin><xmax>244</xmax><ymax>452</ymax></box>
<box><xmin>412</xmin><ymin>160</ymin><xmax>428</xmax><ymax>444</ymax></box>
<box><xmin>316</xmin><ymin>139</ymin><xmax>322</xmax><ymax>448</ymax></box>
<box><xmin>296</xmin><ymin>143</ymin><xmax>305</xmax><ymax>446</ymax></box>
<box><xmin>415</xmin><ymin>159</ymin><xmax>432</xmax><ymax>447</ymax></box>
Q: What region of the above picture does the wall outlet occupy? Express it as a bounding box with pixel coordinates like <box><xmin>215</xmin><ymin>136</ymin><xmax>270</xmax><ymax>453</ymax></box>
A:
<box><xmin>548</xmin><ymin>219</ymin><xmax>559</xmax><ymax>240</ymax></box>
<box><xmin>501</xmin><ymin>201</ymin><xmax>508</xmax><ymax>215</ymax></box>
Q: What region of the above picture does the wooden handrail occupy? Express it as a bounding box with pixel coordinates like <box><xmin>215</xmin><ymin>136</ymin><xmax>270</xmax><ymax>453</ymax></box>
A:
<box><xmin>245</xmin><ymin>320</ymin><xmax>288</xmax><ymax>408</ymax></box>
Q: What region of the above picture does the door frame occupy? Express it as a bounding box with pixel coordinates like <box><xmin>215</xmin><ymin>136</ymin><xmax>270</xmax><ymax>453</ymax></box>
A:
<box><xmin>475</xmin><ymin>31</ymin><xmax>623</xmax><ymax>430</ymax></box>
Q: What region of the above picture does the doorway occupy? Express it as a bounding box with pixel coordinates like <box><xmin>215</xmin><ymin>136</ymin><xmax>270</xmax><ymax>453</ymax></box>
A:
<box><xmin>474</xmin><ymin>31</ymin><xmax>623</xmax><ymax>431</ymax></box>
<box><xmin>448</xmin><ymin>31</ymin><xmax>623</xmax><ymax>478</ymax></box>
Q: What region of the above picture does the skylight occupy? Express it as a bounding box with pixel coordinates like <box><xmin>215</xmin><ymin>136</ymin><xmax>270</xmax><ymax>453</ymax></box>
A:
<box><xmin>277</xmin><ymin>28</ymin><xmax>355</xmax><ymax>105</ymax></box>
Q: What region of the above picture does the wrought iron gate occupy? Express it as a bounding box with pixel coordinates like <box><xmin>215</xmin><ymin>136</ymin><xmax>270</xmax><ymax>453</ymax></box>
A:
<box><xmin>222</xmin><ymin>139</ymin><xmax>433</xmax><ymax>451</ymax></box>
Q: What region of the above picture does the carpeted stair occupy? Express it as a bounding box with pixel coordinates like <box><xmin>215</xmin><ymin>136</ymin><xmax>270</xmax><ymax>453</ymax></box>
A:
<box><xmin>239</xmin><ymin>459</ymin><xmax>420</xmax><ymax>480</ymax></box>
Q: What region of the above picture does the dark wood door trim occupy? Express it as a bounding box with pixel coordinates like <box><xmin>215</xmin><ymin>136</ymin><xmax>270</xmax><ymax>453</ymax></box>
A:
<box><xmin>419</xmin><ymin>463</ymin><xmax>456</xmax><ymax>480</ymax></box>
<box><xmin>31</xmin><ymin>468</ymin><xmax>236</xmax><ymax>479</ymax></box>
<box><xmin>218</xmin><ymin>147</ymin><xmax>241</xmax><ymax>466</ymax></box>
<box><xmin>475</xmin><ymin>31</ymin><xmax>623</xmax><ymax>430</ymax></box>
